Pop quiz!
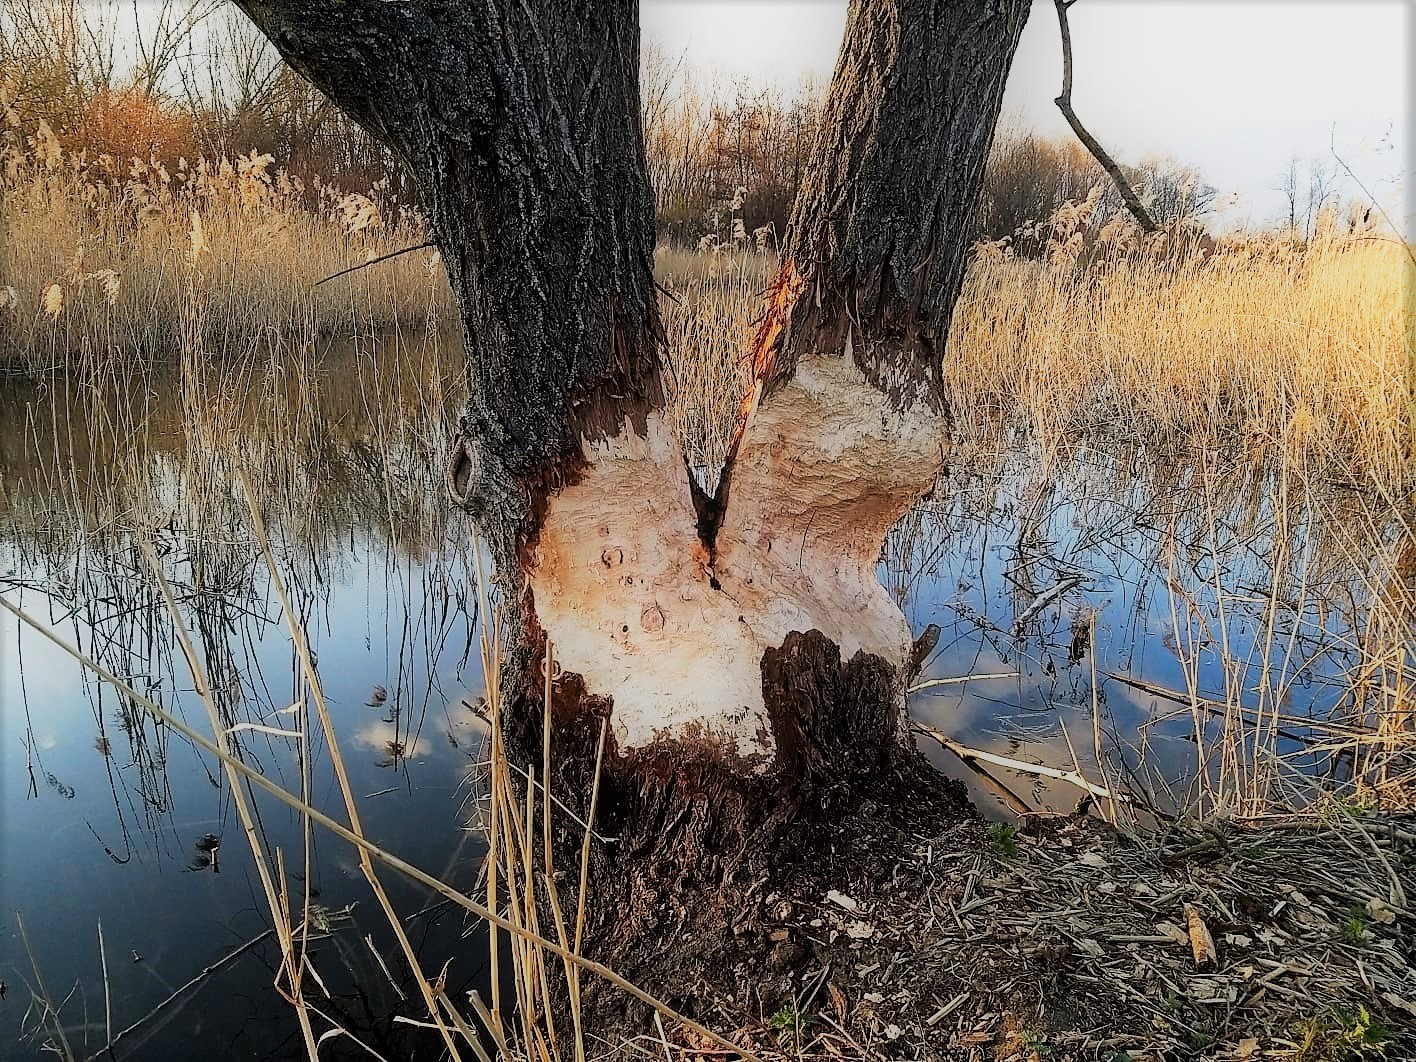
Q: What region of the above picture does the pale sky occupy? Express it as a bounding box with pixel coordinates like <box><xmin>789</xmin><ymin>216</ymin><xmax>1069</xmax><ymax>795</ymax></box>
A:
<box><xmin>640</xmin><ymin>1</ymin><xmax>1411</xmax><ymax>233</ymax></box>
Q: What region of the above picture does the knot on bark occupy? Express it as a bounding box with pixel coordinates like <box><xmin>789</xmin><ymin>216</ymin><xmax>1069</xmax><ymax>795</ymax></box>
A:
<box><xmin>445</xmin><ymin>430</ymin><xmax>481</xmax><ymax>511</ymax></box>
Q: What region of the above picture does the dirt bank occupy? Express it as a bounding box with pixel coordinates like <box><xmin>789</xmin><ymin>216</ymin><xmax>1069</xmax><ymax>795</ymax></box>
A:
<box><xmin>599</xmin><ymin>811</ymin><xmax>1415</xmax><ymax>1061</ymax></box>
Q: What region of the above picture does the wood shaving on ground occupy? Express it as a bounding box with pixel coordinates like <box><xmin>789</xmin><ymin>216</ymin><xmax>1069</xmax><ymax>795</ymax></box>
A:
<box><xmin>606</xmin><ymin>813</ymin><xmax>1415</xmax><ymax>1061</ymax></box>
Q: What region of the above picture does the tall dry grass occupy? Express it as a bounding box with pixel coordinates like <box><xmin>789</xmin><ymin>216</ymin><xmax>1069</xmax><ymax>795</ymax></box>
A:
<box><xmin>1</xmin><ymin>112</ymin><xmax>453</xmax><ymax>364</ymax></box>
<box><xmin>948</xmin><ymin>232</ymin><xmax>1413</xmax><ymax>491</ymax></box>
<box><xmin>655</xmin><ymin>230</ymin><xmax>1411</xmax><ymax>497</ymax></box>
<box><xmin>655</xmin><ymin>244</ymin><xmax>774</xmax><ymax>475</ymax></box>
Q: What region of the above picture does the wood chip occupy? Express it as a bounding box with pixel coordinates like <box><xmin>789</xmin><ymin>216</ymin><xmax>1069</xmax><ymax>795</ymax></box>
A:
<box><xmin>1184</xmin><ymin>903</ymin><xmax>1217</xmax><ymax>967</ymax></box>
<box><xmin>826</xmin><ymin>889</ymin><xmax>859</xmax><ymax>912</ymax></box>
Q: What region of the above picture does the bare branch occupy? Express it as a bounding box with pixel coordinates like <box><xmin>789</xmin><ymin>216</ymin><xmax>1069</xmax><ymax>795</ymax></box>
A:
<box><xmin>312</xmin><ymin>241</ymin><xmax>435</xmax><ymax>288</ymax></box>
<box><xmin>1052</xmin><ymin>0</ymin><xmax>1157</xmax><ymax>232</ymax></box>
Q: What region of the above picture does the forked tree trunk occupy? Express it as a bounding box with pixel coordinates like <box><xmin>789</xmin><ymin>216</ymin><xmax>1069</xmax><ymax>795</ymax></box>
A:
<box><xmin>236</xmin><ymin>0</ymin><xmax>1027</xmax><ymax>981</ymax></box>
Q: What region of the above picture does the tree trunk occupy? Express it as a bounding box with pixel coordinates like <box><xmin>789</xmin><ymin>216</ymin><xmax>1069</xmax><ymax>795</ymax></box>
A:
<box><xmin>236</xmin><ymin>0</ymin><xmax>1027</xmax><ymax>990</ymax></box>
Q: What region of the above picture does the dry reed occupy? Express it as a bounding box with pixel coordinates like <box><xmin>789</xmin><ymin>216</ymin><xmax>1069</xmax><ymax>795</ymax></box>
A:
<box><xmin>1</xmin><ymin>110</ymin><xmax>453</xmax><ymax>365</ymax></box>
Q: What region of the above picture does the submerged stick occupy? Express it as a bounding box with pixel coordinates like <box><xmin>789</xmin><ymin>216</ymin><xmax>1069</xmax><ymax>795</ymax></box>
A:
<box><xmin>101</xmin><ymin>930</ymin><xmax>275</xmax><ymax>1054</ymax></box>
<box><xmin>1088</xmin><ymin>611</ymin><xmax>1117</xmax><ymax>824</ymax></box>
<box><xmin>1012</xmin><ymin>575</ymin><xmax>1086</xmax><ymax>636</ymax></box>
<box><xmin>97</xmin><ymin>919</ymin><xmax>112</xmax><ymax>1056</ymax></box>
<box><xmin>913</xmin><ymin>722</ymin><xmax>1126</xmax><ymax>803</ymax></box>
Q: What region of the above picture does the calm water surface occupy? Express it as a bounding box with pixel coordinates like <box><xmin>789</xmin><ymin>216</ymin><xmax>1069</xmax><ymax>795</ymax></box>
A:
<box><xmin>0</xmin><ymin>335</ymin><xmax>1378</xmax><ymax>1057</ymax></box>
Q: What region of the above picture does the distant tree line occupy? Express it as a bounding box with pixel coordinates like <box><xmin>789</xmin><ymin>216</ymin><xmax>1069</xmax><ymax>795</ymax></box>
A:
<box><xmin>11</xmin><ymin>0</ymin><xmax>1325</xmax><ymax>251</ymax></box>
<box><xmin>1</xmin><ymin>0</ymin><xmax>408</xmax><ymax>194</ymax></box>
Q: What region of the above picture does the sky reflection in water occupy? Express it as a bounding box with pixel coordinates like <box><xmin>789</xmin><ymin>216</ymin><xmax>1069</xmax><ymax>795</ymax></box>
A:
<box><xmin>0</xmin><ymin>335</ymin><xmax>1380</xmax><ymax>1058</ymax></box>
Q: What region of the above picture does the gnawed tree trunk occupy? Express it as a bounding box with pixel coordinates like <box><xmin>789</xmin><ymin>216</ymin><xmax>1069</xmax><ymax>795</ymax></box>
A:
<box><xmin>236</xmin><ymin>0</ymin><xmax>1027</xmax><ymax>995</ymax></box>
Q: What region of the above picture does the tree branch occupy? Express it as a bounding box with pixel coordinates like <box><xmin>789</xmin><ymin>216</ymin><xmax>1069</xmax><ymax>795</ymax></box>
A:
<box><xmin>778</xmin><ymin>0</ymin><xmax>1032</xmax><ymax>407</ymax></box>
<box><xmin>1052</xmin><ymin>0</ymin><xmax>1157</xmax><ymax>232</ymax></box>
<box><xmin>312</xmin><ymin>242</ymin><xmax>435</xmax><ymax>288</ymax></box>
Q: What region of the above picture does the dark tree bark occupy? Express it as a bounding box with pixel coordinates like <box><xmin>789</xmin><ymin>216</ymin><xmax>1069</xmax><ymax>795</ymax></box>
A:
<box><xmin>779</xmin><ymin>0</ymin><xmax>1029</xmax><ymax>405</ymax></box>
<box><xmin>235</xmin><ymin>0</ymin><xmax>1027</xmax><ymax>999</ymax></box>
<box><xmin>232</xmin><ymin>0</ymin><xmax>662</xmax><ymax>522</ymax></box>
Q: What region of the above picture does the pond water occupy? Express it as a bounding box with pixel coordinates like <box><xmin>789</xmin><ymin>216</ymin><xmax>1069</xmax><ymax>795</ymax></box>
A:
<box><xmin>0</xmin><ymin>334</ymin><xmax>1393</xmax><ymax>1058</ymax></box>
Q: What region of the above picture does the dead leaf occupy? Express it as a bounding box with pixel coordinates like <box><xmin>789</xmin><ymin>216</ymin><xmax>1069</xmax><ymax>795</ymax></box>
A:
<box><xmin>1184</xmin><ymin>903</ymin><xmax>1217</xmax><ymax>967</ymax></box>
<box><xmin>827</xmin><ymin>982</ymin><xmax>848</xmax><ymax>1020</ymax></box>
<box><xmin>1366</xmin><ymin>898</ymin><xmax>1398</xmax><ymax>925</ymax></box>
<box><xmin>1156</xmin><ymin>920</ymin><xmax>1189</xmax><ymax>946</ymax></box>
<box><xmin>1236</xmin><ymin>1036</ymin><xmax>1260</xmax><ymax>1058</ymax></box>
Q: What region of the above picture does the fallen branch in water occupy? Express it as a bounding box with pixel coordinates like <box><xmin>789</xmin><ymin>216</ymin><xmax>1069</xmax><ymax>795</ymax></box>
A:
<box><xmin>909</xmin><ymin>671</ymin><xmax>1018</xmax><ymax>693</ymax></box>
<box><xmin>1110</xmin><ymin>672</ymin><xmax>1369</xmax><ymax>741</ymax></box>
<box><xmin>101</xmin><ymin>929</ymin><xmax>275</xmax><ymax>1055</ymax></box>
<box><xmin>1012</xmin><ymin>575</ymin><xmax>1087</xmax><ymax>636</ymax></box>
<box><xmin>913</xmin><ymin>721</ymin><xmax>1127</xmax><ymax>803</ymax></box>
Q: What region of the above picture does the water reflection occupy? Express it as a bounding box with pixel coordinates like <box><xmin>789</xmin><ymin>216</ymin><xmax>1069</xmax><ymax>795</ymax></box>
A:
<box><xmin>1</xmin><ymin>333</ymin><xmax>491</xmax><ymax>1060</ymax></box>
<box><xmin>1</xmin><ymin>333</ymin><xmax>1410</xmax><ymax>1056</ymax></box>
<box><xmin>891</xmin><ymin>437</ymin><xmax>1411</xmax><ymax>820</ymax></box>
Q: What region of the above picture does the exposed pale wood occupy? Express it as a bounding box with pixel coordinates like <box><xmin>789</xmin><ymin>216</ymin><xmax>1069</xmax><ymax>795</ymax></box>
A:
<box><xmin>229</xmin><ymin>0</ymin><xmax>1034</xmax><ymax>1002</ymax></box>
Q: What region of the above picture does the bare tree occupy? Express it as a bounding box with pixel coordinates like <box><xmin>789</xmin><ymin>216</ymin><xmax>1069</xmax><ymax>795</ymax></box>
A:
<box><xmin>1277</xmin><ymin>153</ymin><xmax>1340</xmax><ymax>240</ymax></box>
<box><xmin>0</xmin><ymin>0</ymin><xmax>103</xmax><ymax>123</ymax></box>
<box><xmin>128</xmin><ymin>0</ymin><xmax>215</xmax><ymax>101</ymax></box>
<box><xmin>176</xmin><ymin>6</ymin><xmax>282</xmax><ymax>156</ymax></box>
<box><xmin>231</xmin><ymin>0</ymin><xmax>1028</xmax><ymax>977</ymax></box>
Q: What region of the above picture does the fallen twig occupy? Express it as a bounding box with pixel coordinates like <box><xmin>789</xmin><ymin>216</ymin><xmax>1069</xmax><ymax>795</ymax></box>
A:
<box><xmin>909</xmin><ymin>671</ymin><xmax>1018</xmax><ymax>693</ymax></box>
<box><xmin>1012</xmin><ymin>575</ymin><xmax>1086</xmax><ymax>636</ymax></box>
<box><xmin>913</xmin><ymin>722</ymin><xmax>1126</xmax><ymax>803</ymax></box>
<box><xmin>100</xmin><ymin>929</ymin><xmax>275</xmax><ymax>1055</ymax></box>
